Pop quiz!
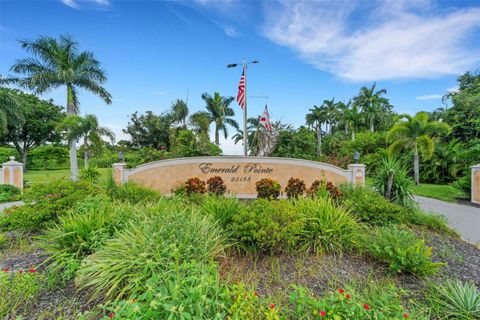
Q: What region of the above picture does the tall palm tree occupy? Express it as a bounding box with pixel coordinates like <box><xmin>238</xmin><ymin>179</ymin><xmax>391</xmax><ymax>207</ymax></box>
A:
<box><xmin>4</xmin><ymin>35</ymin><xmax>111</xmax><ymax>180</ymax></box>
<box><xmin>171</xmin><ymin>99</ymin><xmax>189</xmax><ymax>128</ymax></box>
<box><xmin>0</xmin><ymin>86</ymin><xmax>22</xmax><ymax>134</ymax></box>
<box><xmin>323</xmin><ymin>98</ymin><xmax>338</xmax><ymax>134</ymax></box>
<box><xmin>354</xmin><ymin>83</ymin><xmax>388</xmax><ymax>132</ymax></box>
<box><xmin>387</xmin><ymin>112</ymin><xmax>451</xmax><ymax>185</ymax></box>
<box><xmin>201</xmin><ymin>92</ymin><xmax>239</xmax><ymax>145</ymax></box>
<box><xmin>58</xmin><ymin>114</ymin><xmax>114</xmax><ymax>168</ymax></box>
<box><xmin>341</xmin><ymin>101</ymin><xmax>362</xmax><ymax>140</ymax></box>
<box><xmin>305</xmin><ymin>104</ymin><xmax>327</xmax><ymax>157</ymax></box>
<box><xmin>189</xmin><ymin>111</ymin><xmax>211</xmax><ymax>140</ymax></box>
<box><xmin>233</xmin><ymin>117</ymin><xmax>261</xmax><ymax>155</ymax></box>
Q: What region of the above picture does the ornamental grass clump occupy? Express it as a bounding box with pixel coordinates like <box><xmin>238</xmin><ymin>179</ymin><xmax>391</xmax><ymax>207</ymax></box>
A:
<box><xmin>285</xmin><ymin>177</ymin><xmax>306</xmax><ymax>199</ymax></box>
<box><xmin>76</xmin><ymin>204</ymin><xmax>227</xmax><ymax>301</ymax></box>
<box><xmin>206</xmin><ymin>176</ymin><xmax>227</xmax><ymax>196</ymax></box>
<box><xmin>255</xmin><ymin>178</ymin><xmax>281</xmax><ymax>200</ymax></box>
<box><xmin>200</xmin><ymin>196</ymin><xmax>246</xmax><ymax>232</ymax></box>
<box><xmin>359</xmin><ymin>226</ymin><xmax>444</xmax><ymax>276</ymax></box>
<box><xmin>294</xmin><ymin>197</ymin><xmax>359</xmax><ymax>253</ymax></box>
<box><xmin>427</xmin><ymin>279</ymin><xmax>480</xmax><ymax>319</ymax></box>
<box><xmin>108</xmin><ymin>181</ymin><xmax>162</xmax><ymax>204</ymax></box>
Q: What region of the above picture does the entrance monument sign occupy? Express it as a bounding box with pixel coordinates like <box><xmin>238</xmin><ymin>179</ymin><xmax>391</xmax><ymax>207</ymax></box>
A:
<box><xmin>113</xmin><ymin>156</ymin><xmax>366</xmax><ymax>198</ymax></box>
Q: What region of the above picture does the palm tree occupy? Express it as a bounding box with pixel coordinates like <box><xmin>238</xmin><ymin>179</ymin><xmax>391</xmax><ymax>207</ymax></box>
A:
<box><xmin>59</xmin><ymin>114</ymin><xmax>114</xmax><ymax>168</ymax></box>
<box><xmin>4</xmin><ymin>35</ymin><xmax>111</xmax><ymax>180</ymax></box>
<box><xmin>387</xmin><ymin>112</ymin><xmax>451</xmax><ymax>185</ymax></box>
<box><xmin>305</xmin><ymin>104</ymin><xmax>327</xmax><ymax>157</ymax></box>
<box><xmin>233</xmin><ymin>117</ymin><xmax>262</xmax><ymax>155</ymax></box>
<box><xmin>354</xmin><ymin>83</ymin><xmax>388</xmax><ymax>132</ymax></box>
<box><xmin>341</xmin><ymin>101</ymin><xmax>362</xmax><ymax>140</ymax></box>
<box><xmin>323</xmin><ymin>98</ymin><xmax>338</xmax><ymax>134</ymax></box>
<box><xmin>171</xmin><ymin>99</ymin><xmax>189</xmax><ymax>128</ymax></box>
<box><xmin>0</xmin><ymin>86</ymin><xmax>22</xmax><ymax>134</ymax></box>
<box><xmin>189</xmin><ymin>111</ymin><xmax>211</xmax><ymax>140</ymax></box>
<box><xmin>200</xmin><ymin>92</ymin><xmax>239</xmax><ymax>145</ymax></box>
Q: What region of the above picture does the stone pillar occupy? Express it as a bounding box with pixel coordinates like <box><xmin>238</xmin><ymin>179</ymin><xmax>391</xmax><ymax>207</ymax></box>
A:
<box><xmin>347</xmin><ymin>164</ymin><xmax>366</xmax><ymax>187</ymax></box>
<box><xmin>112</xmin><ymin>162</ymin><xmax>127</xmax><ymax>186</ymax></box>
<box><xmin>471</xmin><ymin>164</ymin><xmax>480</xmax><ymax>205</ymax></box>
<box><xmin>2</xmin><ymin>156</ymin><xmax>24</xmax><ymax>189</ymax></box>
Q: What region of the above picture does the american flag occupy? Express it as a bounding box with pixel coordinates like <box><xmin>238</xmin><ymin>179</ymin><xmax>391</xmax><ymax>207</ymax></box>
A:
<box><xmin>259</xmin><ymin>104</ymin><xmax>272</xmax><ymax>132</ymax></box>
<box><xmin>236</xmin><ymin>70</ymin><xmax>246</xmax><ymax>109</ymax></box>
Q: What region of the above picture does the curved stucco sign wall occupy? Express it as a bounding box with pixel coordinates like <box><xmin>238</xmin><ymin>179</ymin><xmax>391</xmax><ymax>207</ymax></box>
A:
<box><xmin>113</xmin><ymin>157</ymin><xmax>366</xmax><ymax>198</ymax></box>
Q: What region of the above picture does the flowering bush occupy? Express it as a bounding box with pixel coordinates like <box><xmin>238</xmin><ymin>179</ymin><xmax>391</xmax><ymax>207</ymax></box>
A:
<box><xmin>185</xmin><ymin>177</ymin><xmax>207</xmax><ymax>195</ymax></box>
<box><xmin>290</xmin><ymin>285</ymin><xmax>420</xmax><ymax>319</ymax></box>
<box><xmin>307</xmin><ymin>180</ymin><xmax>342</xmax><ymax>200</ymax></box>
<box><xmin>206</xmin><ymin>176</ymin><xmax>227</xmax><ymax>196</ymax></box>
<box><xmin>255</xmin><ymin>178</ymin><xmax>281</xmax><ymax>200</ymax></box>
<box><xmin>285</xmin><ymin>177</ymin><xmax>306</xmax><ymax>199</ymax></box>
<box><xmin>0</xmin><ymin>267</ymin><xmax>42</xmax><ymax>318</ymax></box>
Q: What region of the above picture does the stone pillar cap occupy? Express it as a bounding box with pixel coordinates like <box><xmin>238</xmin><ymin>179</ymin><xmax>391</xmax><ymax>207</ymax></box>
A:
<box><xmin>471</xmin><ymin>164</ymin><xmax>480</xmax><ymax>168</ymax></box>
<box><xmin>5</xmin><ymin>156</ymin><xmax>22</xmax><ymax>165</ymax></box>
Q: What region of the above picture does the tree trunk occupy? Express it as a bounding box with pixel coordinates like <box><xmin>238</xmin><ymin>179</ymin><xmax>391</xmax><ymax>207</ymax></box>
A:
<box><xmin>214</xmin><ymin>127</ymin><xmax>220</xmax><ymax>145</ymax></box>
<box><xmin>21</xmin><ymin>149</ymin><xmax>27</xmax><ymax>172</ymax></box>
<box><xmin>316</xmin><ymin>126</ymin><xmax>322</xmax><ymax>157</ymax></box>
<box><xmin>67</xmin><ymin>84</ymin><xmax>78</xmax><ymax>181</ymax></box>
<box><xmin>351</xmin><ymin>129</ymin><xmax>355</xmax><ymax>141</ymax></box>
<box><xmin>370</xmin><ymin>118</ymin><xmax>374</xmax><ymax>132</ymax></box>
<box><xmin>84</xmin><ymin>136</ymin><xmax>89</xmax><ymax>169</ymax></box>
<box><xmin>385</xmin><ymin>173</ymin><xmax>393</xmax><ymax>200</ymax></box>
<box><xmin>413</xmin><ymin>142</ymin><xmax>420</xmax><ymax>185</ymax></box>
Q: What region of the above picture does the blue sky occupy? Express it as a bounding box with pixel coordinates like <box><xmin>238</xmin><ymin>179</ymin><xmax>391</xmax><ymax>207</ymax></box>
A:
<box><xmin>1</xmin><ymin>0</ymin><xmax>479</xmax><ymax>154</ymax></box>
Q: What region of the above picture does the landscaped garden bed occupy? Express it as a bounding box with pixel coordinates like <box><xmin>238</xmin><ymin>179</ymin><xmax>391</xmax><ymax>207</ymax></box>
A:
<box><xmin>1</xmin><ymin>177</ymin><xmax>479</xmax><ymax>319</ymax></box>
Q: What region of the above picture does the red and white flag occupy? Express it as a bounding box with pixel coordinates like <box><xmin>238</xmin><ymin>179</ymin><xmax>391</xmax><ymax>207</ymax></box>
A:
<box><xmin>236</xmin><ymin>70</ymin><xmax>246</xmax><ymax>109</ymax></box>
<box><xmin>259</xmin><ymin>104</ymin><xmax>272</xmax><ymax>132</ymax></box>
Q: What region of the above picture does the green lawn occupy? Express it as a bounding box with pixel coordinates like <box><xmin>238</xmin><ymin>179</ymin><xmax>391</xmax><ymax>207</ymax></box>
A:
<box><xmin>411</xmin><ymin>183</ymin><xmax>467</xmax><ymax>203</ymax></box>
<box><xmin>24</xmin><ymin>168</ymin><xmax>111</xmax><ymax>185</ymax></box>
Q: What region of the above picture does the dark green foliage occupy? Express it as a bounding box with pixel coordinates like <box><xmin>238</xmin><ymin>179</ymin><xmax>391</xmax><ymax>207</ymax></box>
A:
<box><xmin>123</xmin><ymin>111</ymin><xmax>173</xmax><ymax>150</ymax></box>
<box><xmin>206</xmin><ymin>176</ymin><xmax>227</xmax><ymax>196</ymax></box>
<box><xmin>0</xmin><ymin>180</ymin><xmax>102</xmax><ymax>231</ymax></box>
<box><xmin>0</xmin><ymin>185</ymin><xmax>21</xmax><ymax>203</ymax></box>
<box><xmin>171</xmin><ymin>129</ymin><xmax>222</xmax><ymax>157</ymax></box>
<box><xmin>108</xmin><ymin>182</ymin><xmax>162</xmax><ymax>204</ymax></box>
<box><xmin>27</xmin><ymin>145</ymin><xmax>69</xmax><ymax>170</ymax></box>
<box><xmin>255</xmin><ymin>178</ymin><xmax>281</xmax><ymax>199</ymax></box>
<box><xmin>284</xmin><ymin>177</ymin><xmax>306</xmax><ymax>199</ymax></box>
<box><xmin>340</xmin><ymin>185</ymin><xmax>407</xmax><ymax>225</ymax></box>
<box><xmin>271</xmin><ymin>126</ymin><xmax>317</xmax><ymax>160</ymax></box>
<box><xmin>373</xmin><ymin>157</ymin><xmax>414</xmax><ymax>206</ymax></box>
<box><xmin>359</xmin><ymin>226</ymin><xmax>444</xmax><ymax>276</ymax></box>
<box><xmin>231</xmin><ymin>199</ymin><xmax>304</xmax><ymax>253</ymax></box>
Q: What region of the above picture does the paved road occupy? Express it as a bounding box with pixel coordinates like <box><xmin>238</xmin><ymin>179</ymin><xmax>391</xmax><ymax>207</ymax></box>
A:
<box><xmin>416</xmin><ymin>196</ymin><xmax>480</xmax><ymax>244</ymax></box>
<box><xmin>0</xmin><ymin>201</ymin><xmax>23</xmax><ymax>212</ymax></box>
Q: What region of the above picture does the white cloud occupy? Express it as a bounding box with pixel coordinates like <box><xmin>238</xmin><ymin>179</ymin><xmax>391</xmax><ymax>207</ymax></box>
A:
<box><xmin>262</xmin><ymin>1</ymin><xmax>480</xmax><ymax>81</ymax></box>
<box><xmin>415</xmin><ymin>94</ymin><xmax>443</xmax><ymax>100</ymax></box>
<box><xmin>152</xmin><ymin>91</ymin><xmax>164</xmax><ymax>96</ymax></box>
<box><xmin>61</xmin><ymin>0</ymin><xmax>110</xmax><ymax>9</ymax></box>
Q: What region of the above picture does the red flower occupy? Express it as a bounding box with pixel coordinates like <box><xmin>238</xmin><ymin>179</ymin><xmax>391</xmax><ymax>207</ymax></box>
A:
<box><xmin>346</xmin><ymin>294</ymin><xmax>351</xmax><ymax>299</ymax></box>
<box><xmin>1</xmin><ymin>268</ymin><xmax>9</xmax><ymax>272</ymax></box>
<box><xmin>19</xmin><ymin>269</ymin><xmax>24</xmax><ymax>273</ymax></box>
<box><xmin>338</xmin><ymin>288</ymin><xmax>345</xmax><ymax>294</ymax></box>
<box><xmin>319</xmin><ymin>310</ymin><xmax>327</xmax><ymax>317</ymax></box>
<box><xmin>363</xmin><ymin>304</ymin><xmax>370</xmax><ymax>311</ymax></box>
<box><xmin>269</xmin><ymin>303</ymin><xmax>275</xmax><ymax>310</ymax></box>
<box><xmin>108</xmin><ymin>312</ymin><xmax>115</xmax><ymax>319</ymax></box>
<box><xmin>254</xmin><ymin>291</ymin><xmax>259</xmax><ymax>297</ymax></box>
<box><xmin>403</xmin><ymin>313</ymin><xmax>409</xmax><ymax>319</ymax></box>
<box><xmin>28</xmin><ymin>268</ymin><xmax>37</xmax><ymax>273</ymax></box>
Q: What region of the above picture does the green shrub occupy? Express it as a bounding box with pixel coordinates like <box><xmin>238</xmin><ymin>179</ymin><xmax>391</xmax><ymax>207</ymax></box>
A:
<box><xmin>0</xmin><ymin>180</ymin><xmax>102</xmax><ymax>231</ymax></box>
<box><xmin>359</xmin><ymin>226</ymin><xmax>444</xmax><ymax>276</ymax></box>
<box><xmin>185</xmin><ymin>177</ymin><xmax>207</xmax><ymax>195</ymax></box>
<box><xmin>231</xmin><ymin>199</ymin><xmax>304</xmax><ymax>253</ymax></box>
<box><xmin>0</xmin><ymin>185</ymin><xmax>21</xmax><ymax>203</ymax></box>
<box><xmin>80</xmin><ymin>166</ymin><xmax>101</xmax><ymax>183</ymax></box>
<box><xmin>103</xmin><ymin>262</ymin><xmax>230</xmax><ymax>320</ymax></box>
<box><xmin>206</xmin><ymin>176</ymin><xmax>227</xmax><ymax>196</ymax></box>
<box><xmin>108</xmin><ymin>182</ymin><xmax>162</xmax><ymax>204</ymax></box>
<box><xmin>285</xmin><ymin>177</ymin><xmax>306</xmax><ymax>199</ymax></box>
<box><xmin>307</xmin><ymin>180</ymin><xmax>342</xmax><ymax>200</ymax></box>
<box><xmin>427</xmin><ymin>279</ymin><xmax>480</xmax><ymax>319</ymax></box>
<box><xmin>76</xmin><ymin>204</ymin><xmax>226</xmax><ymax>300</ymax></box>
<box><xmin>255</xmin><ymin>178</ymin><xmax>281</xmax><ymax>199</ymax></box>
<box><xmin>407</xmin><ymin>208</ymin><xmax>455</xmax><ymax>235</ymax></box>
<box><xmin>200</xmin><ymin>196</ymin><xmax>246</xmax><ymax>232</ymax></box>
<box><xmin>340</xmin><ymin>185</ymin><xmax>407</xmax><ymax>225</ymax></box>
<box><xmin>39</xmin><ymin>196</ymin><xmax>136</xmax><ymax>281</ymax></box>
<box><xmin>0</xmin><ymin>268</ymin><xmax>43</xmax><ymax>318</ymax></box>
<box><xmin>294</xmin><ymin>197</ymin><xmax>358</xmax><ymax>253</ymax></box>
<box><xmin>0</xmin><ymin>232</ymin><xmax>7</xmax><ymax>248</ymax></box>
<box><xmin>454</xmin><ymin>174</ymin><xmax>471</xmax><ymax>197</ymax></box>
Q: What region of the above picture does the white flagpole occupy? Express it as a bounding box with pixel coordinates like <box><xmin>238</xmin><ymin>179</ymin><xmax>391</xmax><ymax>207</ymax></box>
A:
<box><xmin>243</xmin><ymin>58</ymin><xmax>248</xmax><ymax>157</ymax></box>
